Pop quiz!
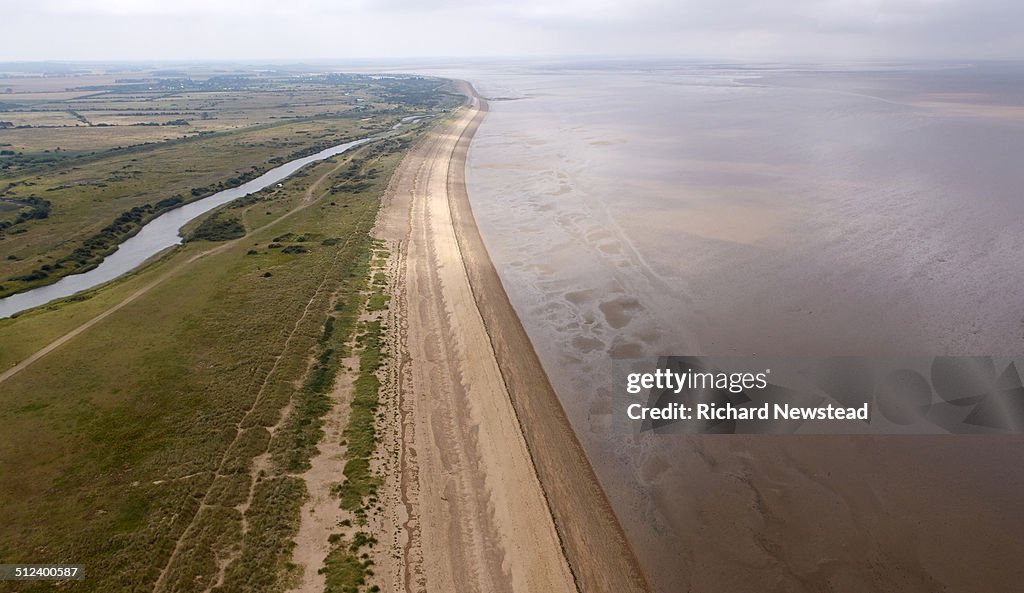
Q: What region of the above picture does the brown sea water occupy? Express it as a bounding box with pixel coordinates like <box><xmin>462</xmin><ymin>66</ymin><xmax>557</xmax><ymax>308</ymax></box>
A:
<box><xmin>438</xmin><ymin>62</ymin><xmax>1024</xmax><ymax>591</ymax></box>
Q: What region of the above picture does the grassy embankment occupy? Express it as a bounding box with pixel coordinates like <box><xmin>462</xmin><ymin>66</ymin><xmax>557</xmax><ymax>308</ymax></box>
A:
<box><xmin>0</xmin><ymin>125</ymin><xmax>423</xmax><ymax>593</ymax></box>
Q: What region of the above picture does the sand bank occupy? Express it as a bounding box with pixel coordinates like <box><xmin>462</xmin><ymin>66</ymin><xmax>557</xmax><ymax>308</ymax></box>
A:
<box><xmin>372</xmin><ymin>82</ymin><xmax>648</xmax><ymax>592</ymax></box>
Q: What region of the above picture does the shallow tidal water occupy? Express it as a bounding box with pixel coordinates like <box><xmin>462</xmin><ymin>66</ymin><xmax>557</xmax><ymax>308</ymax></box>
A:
<box><xmin>451</xmin><ymin>62</ymin><xmax>1024</xmax><ymax>592</ymax></box>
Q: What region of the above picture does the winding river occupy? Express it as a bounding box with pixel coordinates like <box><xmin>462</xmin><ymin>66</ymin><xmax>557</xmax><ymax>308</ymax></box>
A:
<box><xmin>0</xmin><ymin>137</ymin><xmax>371</xmax><ymax>318</ymax></box>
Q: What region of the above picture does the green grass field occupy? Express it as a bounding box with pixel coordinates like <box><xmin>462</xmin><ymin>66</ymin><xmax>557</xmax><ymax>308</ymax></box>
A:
<box><xmin>0</xmin><ymin>70</ymin><xmax>460</xmax><ymax>297</ymax></box>
<box><xmin>0</xmin><ymin>85</ymin><xmax>444</xmax><ymax>591</ymax></box>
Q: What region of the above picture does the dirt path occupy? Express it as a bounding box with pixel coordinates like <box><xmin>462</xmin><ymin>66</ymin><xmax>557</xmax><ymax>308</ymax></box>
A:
<box><xmin>287</xmin><ymin>343</ymin><xmax>360</xmax><ymax>593</ymax></box>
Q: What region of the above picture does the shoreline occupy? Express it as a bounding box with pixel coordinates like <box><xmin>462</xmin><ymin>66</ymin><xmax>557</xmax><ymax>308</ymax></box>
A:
<box><xmin>379</xmin><ymin>83</ymin><xmax>576</xmax><ymax>591</ymax></box>
<box><xmin>446</xmin><ymin>83</ymin><xmax>650</xmax><ymax>592</ymax></box>
<box><xmin>372</xmin><ymin>79</ymin><xmax>650</xmax><ymax>591</ymax></box>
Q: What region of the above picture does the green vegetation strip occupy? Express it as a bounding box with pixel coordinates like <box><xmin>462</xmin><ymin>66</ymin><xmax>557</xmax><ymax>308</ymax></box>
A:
<box><xmin>159</xmin><ymin>146</ymin><xmax>404</xmax><ymax>593</ymax></box>
<box><xmin>320</xmin><ymin>247</ymin><xmax>391</xmax><ymax>592</ymax></box>
<box><xmin>269</xmin><ymin>243</ymin><xmax>372</xmax><ymax>473</ymax></box>
<box><xmin>322</xmin><ymin>532</ymin><xmax>380</xmax><ymax>593</ymax></box>
<box><xmin>337</xmin><ymin>315</ymin><xmax>384</xmax><ymax>512</ymax></box>
<box><xmin>0</xmin><ymin>123</ymin><xmax>419</xmax><ymax>593</ymax></box>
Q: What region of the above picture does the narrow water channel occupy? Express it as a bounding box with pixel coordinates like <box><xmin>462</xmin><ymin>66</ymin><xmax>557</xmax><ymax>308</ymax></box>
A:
<box><xmin>0</xmin><ymin>137</ymin><xmax>371</xmax><ymax>318</ymax></box>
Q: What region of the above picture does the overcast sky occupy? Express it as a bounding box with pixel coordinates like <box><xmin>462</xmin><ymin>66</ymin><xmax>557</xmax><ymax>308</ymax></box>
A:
<box><xmin>3</xmin><ymin>0</ymin><xmax>1023</xmax><ymax>62</ymax></box>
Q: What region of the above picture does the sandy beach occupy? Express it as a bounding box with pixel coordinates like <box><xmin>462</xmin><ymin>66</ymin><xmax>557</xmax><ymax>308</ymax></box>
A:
<box><xmin>371</xmin><ymin>83</ymin><xmax>649</xmax><ymax>593</ymax></box>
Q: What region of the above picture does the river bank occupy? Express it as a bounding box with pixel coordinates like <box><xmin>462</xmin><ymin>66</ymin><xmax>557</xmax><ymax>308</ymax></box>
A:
<box><xmin>0</xmin><ymin>137</ymin><xmax>372</xmax><ymax>318</ymax></box>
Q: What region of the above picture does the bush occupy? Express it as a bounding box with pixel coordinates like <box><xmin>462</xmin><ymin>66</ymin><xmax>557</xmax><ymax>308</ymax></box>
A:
<box><xmin>188</xmin><ymin>216</ymin><xmax>245</xmax><ymax>242</ymax></box>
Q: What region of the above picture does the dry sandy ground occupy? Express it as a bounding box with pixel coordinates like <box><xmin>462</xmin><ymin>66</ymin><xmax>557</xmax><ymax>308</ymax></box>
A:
<box><xmin>375</xmin><ymin>92</ymin><xmax>574</xmax><ymax>593</ymax></box>
<box><xmin>370</xmin><ymin>87</ymin><xmax>649</xmax><ymax>593</ymax></box>
<box><xmin>288</xmin><ymin>346</ymin><xmax>360</xmax><ymax>593</ymax></box>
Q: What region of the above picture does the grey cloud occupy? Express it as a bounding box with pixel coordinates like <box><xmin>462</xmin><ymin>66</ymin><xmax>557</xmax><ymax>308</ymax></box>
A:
<box><xmin>2</xmin><ymin>0</ymin><xmax>1023</xmax><ymax>60</ymax></box>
